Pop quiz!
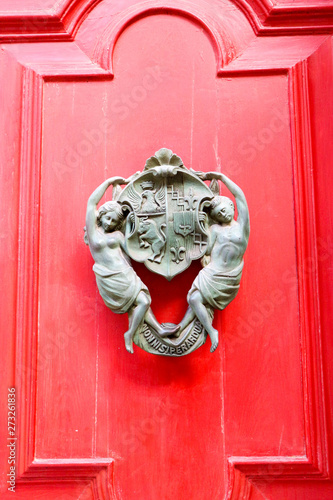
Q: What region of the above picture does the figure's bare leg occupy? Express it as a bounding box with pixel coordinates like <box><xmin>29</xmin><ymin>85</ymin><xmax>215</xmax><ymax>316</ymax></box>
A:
<box><xmin>160</xmin><ymin>306</ymin><xmax>197</xmax><ymax>339</ymax></box>
<box><xmin>158</xmin><ymin>306</ymin><xmax>195</xmax><ymax>339</ymax></box>
<box><xmin>124</xmin><ymin>292</ymin><xmax>150</xmax><ymax>353</ymax></box>
<box><xmin>188</xmin><ymin>291</ymin><xmax>218</xmax><ymax>353</ymax></box>
<box><xmin>144</xmin><ymin>308</ymin><xmax>180</xmax><ymax>337</ymax></box>
<box><xmin>178</xmin><ymin>306</ymin><xmax>196</xmax><ymax>332</ymax></box>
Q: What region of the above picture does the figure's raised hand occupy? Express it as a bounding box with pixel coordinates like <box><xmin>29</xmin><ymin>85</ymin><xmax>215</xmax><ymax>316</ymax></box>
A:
<box><xmin>107</xmin><ymin>176</ymin><xmax>127</xmax><ymax>185</ymax></box>
<box><xmin>204</xmin><ymin>171</ymin><xmax>222</xmax><ymax>181</ymax></box>
<box><xmin>190</xmin><ymin>168</ymin><xmax>206</xmax><ymax>180</ymax></box>
<box><xmin>190</xmin><ymin>169</ymin><xmax>222</xmax><ymax>181</ymax></box>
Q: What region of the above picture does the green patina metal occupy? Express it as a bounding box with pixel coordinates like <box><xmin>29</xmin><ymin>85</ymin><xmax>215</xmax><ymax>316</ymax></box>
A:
<box><xmin>85</xmin><ymin>148</ymin><xmax>250</xmax><ymax>356</ymax></box>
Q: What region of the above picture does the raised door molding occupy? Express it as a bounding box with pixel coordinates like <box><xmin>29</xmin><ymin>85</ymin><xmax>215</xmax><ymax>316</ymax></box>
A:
<box><xmin>0</xmin><ymin>0</ymin><xmax>333</xmax><ymax>42</ymax></box>
<box><xmin>1</xmin><ymin>1</ymin><xmax>332</xmax><ymax>498</ymax></box>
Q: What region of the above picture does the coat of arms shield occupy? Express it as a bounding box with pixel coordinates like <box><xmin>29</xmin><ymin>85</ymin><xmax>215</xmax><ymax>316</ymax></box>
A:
<box><xmin>118</xmin><ymin>150</ymin><xmax>212</xmax><ymax>279</ymax></box>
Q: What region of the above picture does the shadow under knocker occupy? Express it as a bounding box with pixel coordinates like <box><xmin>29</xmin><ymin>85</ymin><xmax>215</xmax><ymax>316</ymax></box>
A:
<box><xmin>84</xmin><ymin>148</ymin><xmax>249</xmax><ymax>356</ymax></box>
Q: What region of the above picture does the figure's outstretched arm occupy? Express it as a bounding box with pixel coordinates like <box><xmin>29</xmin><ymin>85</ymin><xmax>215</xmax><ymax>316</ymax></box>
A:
<box><xmin>220</xmin><ymin>173</ymin><xmax>249</xmax><ymax>236</ymax></box>
<box><xmin>193</xmin><ymin>170</ymin><xmax>250</xmax><ymax>238</ymax></box>
<box><xmin>86</xmin><ymin>176</ymin><xmax>126</xmax><ymax>241</ymax></box>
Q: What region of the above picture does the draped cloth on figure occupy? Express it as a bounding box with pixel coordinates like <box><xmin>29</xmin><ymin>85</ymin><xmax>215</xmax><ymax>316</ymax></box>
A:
<box><xmin>93</xmin><ymin>263</ymin><xmax>149</xmax><ymax>314</ymax></box>
<box><xmin>187</xmin><ymin>261</ymin><xmax>244</xmax><ymax>310</ymax></box>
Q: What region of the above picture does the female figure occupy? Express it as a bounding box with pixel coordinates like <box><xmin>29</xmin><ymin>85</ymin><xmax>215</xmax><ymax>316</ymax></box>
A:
<box><xmin>86</xmin><ymin>176</ymin><xmax>178</xmax><ymax>353</ymax></box>
<box><xmin>178</xmin><ymin>172</ymin><xmax>250</xmax><ymax>352</ymax></box>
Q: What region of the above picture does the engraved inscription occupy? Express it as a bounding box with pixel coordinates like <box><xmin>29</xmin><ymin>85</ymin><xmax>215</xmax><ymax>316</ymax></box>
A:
<box><xmin>141</xmin><ymin>322</ymin><xmax>203</xmax><ymax>356</ymax></box>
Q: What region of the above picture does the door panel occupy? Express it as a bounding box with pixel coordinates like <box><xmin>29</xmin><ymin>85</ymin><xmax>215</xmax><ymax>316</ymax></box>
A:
<box><xmin>1</xmin><ymin>1</ymin><xmax>333</xmax><ymax>499</ymax></box>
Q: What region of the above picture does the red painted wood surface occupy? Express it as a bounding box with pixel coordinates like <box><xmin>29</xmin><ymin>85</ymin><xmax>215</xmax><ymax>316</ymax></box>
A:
<box><xmin>1</xmin><ymin>1</ymin><xmax>333</xmax><ymax>499</ymax></box>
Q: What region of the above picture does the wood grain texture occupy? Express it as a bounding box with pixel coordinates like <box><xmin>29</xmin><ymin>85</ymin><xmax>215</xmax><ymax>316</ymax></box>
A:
<box><xmin>1</xmin><ymin>1</ymin><xmax>333</xmax><ymax>499</ymax></box>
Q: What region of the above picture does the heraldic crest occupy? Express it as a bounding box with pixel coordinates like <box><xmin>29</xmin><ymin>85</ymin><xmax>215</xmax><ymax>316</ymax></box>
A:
<box><xmin>85</xmin><ymin>148</ymin><xmax>250</xmax><ymax>356</ymax></box>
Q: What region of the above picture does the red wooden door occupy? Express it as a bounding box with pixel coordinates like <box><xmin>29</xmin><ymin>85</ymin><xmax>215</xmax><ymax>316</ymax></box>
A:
<box><xmin>1</xmin><ymin>1</ymin><xmax>333</xmax><ymax>499</ymax></box>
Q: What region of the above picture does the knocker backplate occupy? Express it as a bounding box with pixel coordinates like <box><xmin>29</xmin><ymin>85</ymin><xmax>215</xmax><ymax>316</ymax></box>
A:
<box><xmin>85</xmin><ymin>148</ymin><xmax>249</xmax><ymax>356</ymax></box>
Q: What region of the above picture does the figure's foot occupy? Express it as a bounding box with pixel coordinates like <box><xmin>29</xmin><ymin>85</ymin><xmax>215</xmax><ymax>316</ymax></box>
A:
<box><xmin>124</xmin><ymin>331</ymin><xmax>134</xmax><ymax>354</ymax></box>
<box><xmin>209</xmin><ymin>328</ymin><xmax>219</xmax><ymax>353</ymax></box>
<box><xmin>159</xmin><ymin>323</ymin><xmax>181</xmax><ymax>338</ymax></box>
